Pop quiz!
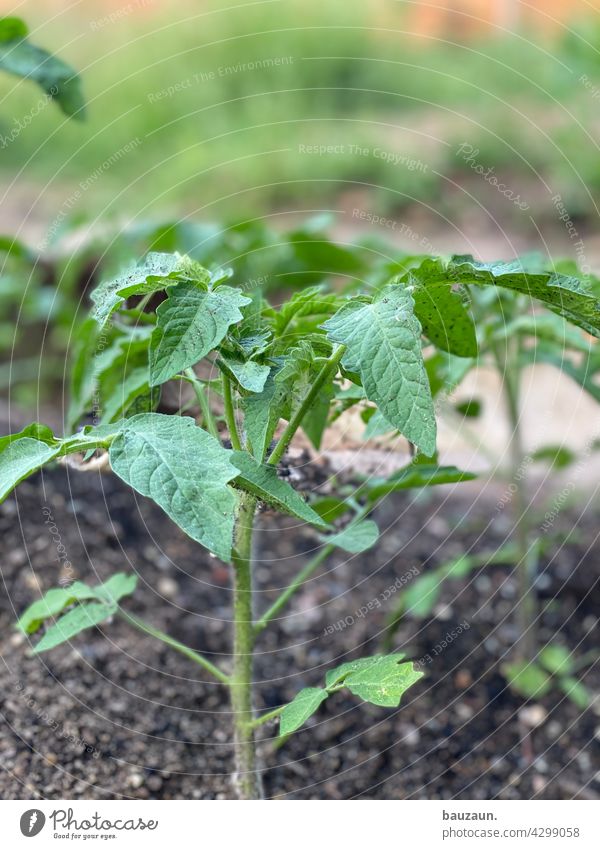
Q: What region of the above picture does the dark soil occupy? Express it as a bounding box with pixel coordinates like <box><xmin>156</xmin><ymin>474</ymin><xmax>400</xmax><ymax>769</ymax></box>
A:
<box><xmin>1</xmin><ymin>459</ymin><xmax>599</xmax><ymax>800</ymax></box>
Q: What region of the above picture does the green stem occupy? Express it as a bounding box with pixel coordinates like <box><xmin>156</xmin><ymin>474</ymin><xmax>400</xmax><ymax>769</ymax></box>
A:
<box><xmin>222</xmin><ymin>374</ymin><xmax>243</xmax><ymax>451</ymax></box>
<box><xmin>254</xmin><ymin>545</ymin><xmax>332</xmax><ymax>635</ymax></box>
<box><xmin>250</xmin><ymin>705</ymin><xmax>286</xmax><ymax>729</ymax></box>
<box><xmin>268</xmin><ymin>344</ymin><xmax>346</xmax><ymax>467</ymax></box>
<box><xmin>493</xmin><ymin>338</ymin><xmax>537</xmax><ymax>662</ymax></box>
<box><xmin>183</xmin><ymin>369</ymin><xmax>219</xmax><ymax>440</ymax></box>
<box><xmin>119</xmin><ymin>610</ymin><xmax>230</xmax><ymax>685</ymax></box>
<box><xmin>230</xmin><ymin>492</ymin><xmax>262</xmax><ymax>799</ymax></box>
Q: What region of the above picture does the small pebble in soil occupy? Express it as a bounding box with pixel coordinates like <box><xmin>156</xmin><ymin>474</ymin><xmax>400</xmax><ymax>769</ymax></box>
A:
<box><xmin>519</xmin><ymin>705</ymin><xmax>548</xmax><ymax>728</ymax></box>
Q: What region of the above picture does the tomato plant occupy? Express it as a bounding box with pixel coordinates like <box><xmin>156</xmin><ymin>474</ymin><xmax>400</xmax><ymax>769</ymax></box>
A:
<box><xmin>2</xmin><ymin>247</ymin><xmax>599</xmax><ymax>797</ymax></box>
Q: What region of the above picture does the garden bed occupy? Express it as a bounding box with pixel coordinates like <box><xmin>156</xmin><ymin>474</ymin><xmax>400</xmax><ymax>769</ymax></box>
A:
<box><xmin>1</xmin><ymin>460</ymin><xmax>598</xmax><ymax>800</ymax></box>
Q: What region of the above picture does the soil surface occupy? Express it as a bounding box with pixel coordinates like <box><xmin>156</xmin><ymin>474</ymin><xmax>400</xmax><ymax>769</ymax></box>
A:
<box><xmin>0</xmin><ymin>455</ymin><xmax>599</xmax><ymax>800</ymax></box>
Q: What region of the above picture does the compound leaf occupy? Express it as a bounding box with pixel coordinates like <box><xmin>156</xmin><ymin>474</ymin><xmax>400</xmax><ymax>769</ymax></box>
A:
<box><xmin>449</xmin><ymin>255</ymin><xmax>600</xmax><ymax>337</ymax></box>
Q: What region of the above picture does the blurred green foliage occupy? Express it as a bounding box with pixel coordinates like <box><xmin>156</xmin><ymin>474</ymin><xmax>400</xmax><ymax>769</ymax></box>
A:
<box><xmin>1</xmin><ymin>1</ymin><xmax>600</xmax><ymax>222</ymax></box>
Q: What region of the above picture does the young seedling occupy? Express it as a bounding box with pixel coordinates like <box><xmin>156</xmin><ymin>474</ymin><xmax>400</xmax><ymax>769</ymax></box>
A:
<box><xmin>2</xmin><ymin>247</ymin><xmax>599</xmax><ymax>797</ymax></box>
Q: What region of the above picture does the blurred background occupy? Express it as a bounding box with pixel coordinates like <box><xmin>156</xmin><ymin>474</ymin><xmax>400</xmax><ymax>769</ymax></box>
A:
<box><xmin>1</xmin><ymin>0</ymin><xmax>600</xmax><ymax>246</ymax></box>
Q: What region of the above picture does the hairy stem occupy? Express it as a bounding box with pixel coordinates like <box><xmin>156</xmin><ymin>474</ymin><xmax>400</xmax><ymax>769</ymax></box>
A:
<box><xmin>183</xmin><ymin>369</ymin><xmax>219</xmax><ymax>440</ymax></box>
<box><xmin>230</xmin><ymin>492</ymin><xmax>262</xmax><ymax>799</ymax></box>
<box><xmin>268</xmin><ymin>344</ymin><xmax>345</xmax><ymax>467</ymax></box>
<box><xmin>119</xmin><ymin>610</ymin><xmax>230</xmax><ymax>684</ymax></box>
<box><xmin>222</xmin><ymin>374</ymin><xmax>243</xmax><ymax>451</ymax></box>
<box><xmin>494</xmin><ymin>338</ymin><xmax>537</xmax><ymax>661</ymax></box>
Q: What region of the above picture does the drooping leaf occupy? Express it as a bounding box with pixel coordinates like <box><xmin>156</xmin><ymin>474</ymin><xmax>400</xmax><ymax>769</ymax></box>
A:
<box><xmin>33</xmin><ymin>601</ymin><xmax>117</xmax><ymax>654</ymax></box>
<box><xmin>323</xmin><ymin>286</ymin><xmax>436</xmax><ymax>455</ymax></box>
<box><xmin>217</xmin><ymin>356</ymin><xmax>271</xmax><ymax>393</ymax></box>
<box><xmin>0</xmin><ymin>17</ymin><xmax>85</xmax><ymax>118</ymax></box>
<box><xmin>0</xmin><ymin>437</ymin><xmax>60</xmax><ymax>503</ymax></box>
<box><xmin>108</xmin><ymin>414</ymin><xmax>239</xmax><ymax>560</ymax></box>
<box><xmin>448</xmin><ymin>255</ymin><xmax>600</xmax><ymax>337</ymax></box>
<box><xmin>399</xmin><ymin>259</ymin><xmax>477</xmax><ymax>357</ymax></box>
<box><xmin>279</xmin><ymin>687</ymin><xmax>329</xmax><ymax>735</ymax></box>
<box><xmin>323</xmin><ymin>519</ymin><xmax>379</xmax><ymax>553</ymax></box>
<box><xmin>230</xmin><ymin>451</ymin><xmax>328</xmax><ymax>528</ymax></box>
<box><xmin>150</xmin><ymin>283</ymin><xmax>251</xmax><ymax>386</ymax></box>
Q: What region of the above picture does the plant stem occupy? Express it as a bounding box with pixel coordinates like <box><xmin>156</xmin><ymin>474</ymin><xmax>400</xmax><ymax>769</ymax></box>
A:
<box><xmin>222</xmin><ymin>374</ymin><xmax>243</xmax><ymax>451</ymax></box>
<box><xmin>267</xmin><ymin>344</ymin><xmax>345</xmax><ymax>467</ymax></box>
<box><xmin>494</xmin><ymin>338</ymin><xmax>537</xmax><ymax>662</ymax></box>
<box><xmin>119</xmin><ymin>610</ymin><xmax>230</xmax><ymax>684</ymax></box>
<box><xmin>183</xmin><ymin>369</ymin><xmax>219</xmax><ymax>440</ymax></box>
<box><xmin>250</xmin><ymin>704</ymin><xmax>286</xmax><ymax>729</ymax></box>
<box><xmin>254</xmin><ymin>545</ymin><xmax>333</xmax><ymax>635</ymax></box>
<box><xmin>230</xmin><ymin>491</ymin><xmax>262</xmax><ymax>799</ymax></box>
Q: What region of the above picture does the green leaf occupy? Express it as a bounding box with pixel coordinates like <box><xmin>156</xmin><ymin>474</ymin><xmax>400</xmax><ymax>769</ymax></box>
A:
<box><xmin>323</xmin><ymin>286</ymin><xmax>436</xmax><ymax>455</ymax></box>
<box><xmin>310</xmin><ymin>496</ymin><xmax>352</xmax><ymax>523</ymax></box>
<box><xmin>108</xmin><ymin>414</ymin><xmax>239</xmax><ymax>561</ymax></box>
<box><xmin>17</xmin><ymin>572</ymin><xmax>137</xmax><ymax>634</ymax></box>
<box><xmin>0</xmin><ymin>437</ymin><xmax>60</xmax><ymax>503</ymax></box>
<box><xmin>90</xmin><ymin>253</ymin><xmax>205</xmax><ymax>328</ymax></box>
<box><xmin>217</xmin><ymin>356</ymin><xmax>271</xmax><ymax>393</ymax></box>
<box><xmin>538</xmin><ymin>644</ymin><xmax>573</xmax><ymax>675</ymax></box>
<box><xmin>401</xmin><ymin>572</ymin><xmax>442</xmax><ymax>618</ymax></box>
<box><xmin>0</xmin><ymin>422</ymin><xmax>56</xmax><ymax>451</ymax></box>
<box><xmin>242</xmin><ymin>367</ymin><xmax>287</xmax><ymax>461</ymax></box>
<box><xmin>150</xmin><ymin>283</ymin><xmax>251</xmax><ymax>386</ymax></box>
<box><xmin>558</xmin><ymin>676</ymin><xmax>590</xmax><ymax>710</ymax></box>
<box><xmin>279</xmin><ymin>687</ymin><xmax>329</xmax><ymax>735</ymax></box>
<box><xmin>455</xmin><ymin>398</ymin><xmax>482</xmax><ymax>418</ymax></box>
<box><xmin>342</xmin><ymin>656</ymin><xmax>424</xmax><ymax>707</ymax></box>
<box><xmin>323</xmin><ymin>519</ymin><xmax>379</xmax><ymax>553</ymax></box>
<box><xmin>325</xmin><ymin>653</ymin><xmax>406</xmax><ymax>689</ymax></box>
<box><xmin>400</xmin><ymin>259</ymin><xmax>477</xmax><ymax>357</ymax></box>
<box><xmin>448</xmin><ymin>255</ymin><xmax>600</xmax><ymax>337</ymax></box>
<box><xmin>33</xmin><ymin>601</ymin><xmax>117</xmax><ymax>654</ymax></box>
<box><xmin>17</xmin><ymin>583</ymin><xmax>97</xmax><ymax>634</ymax></box>
<box><xmin>531</xmin><ymin>445</ymin><xmax>575</xmax><ymax>470</ymax></box>
<box><xmin>230</xmin><ymin>451</ymin><xmax>328</xmax><ymax>528</ymax></box>
<box><xmin>364</xmin><ymin>464</ymin><xmax>476</xmax><ymax>502</ymax></box>
<box><xmin>0</xmin><ymin>17</ymin><xmax>85</xmax><ymax>118</ymax></box>
<box><xmin>504</xmin><ymin>661</ymin><xmax>552</xmax><ymax>698</ymax></box>
<box><xmin>94</xmin><ymin>572</ymin><xmax>138</xmax><ymax>605</ymax></box>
